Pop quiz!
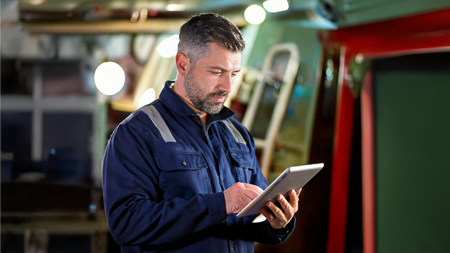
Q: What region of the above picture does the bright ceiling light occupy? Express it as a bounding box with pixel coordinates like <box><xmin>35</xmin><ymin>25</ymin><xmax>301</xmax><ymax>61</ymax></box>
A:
<box><xmin>94</xmin><ymin>62</ymin><xmax>125</xmax><ymax>96</ymax></box>
<box><xmin>263</xmin><ymin>0</ymin><xmax>289</xmax><ymax>13</ymax></box>
<box><xmin>166</xmin><ymin>4</ymin><xmax>186</xmax><ymax>11</ymax></box>
<box><xmin>29</xmin><ymin>0</ymin><xmax>44</xmax><ymax>5</ymax></box>
<box><xmin>139</xmin><ymin>88</ymin><xmax>156</xmax><ymax>107</ymax></box>
<box><xmin>156</xmin><ymin>34</ymin><xmax>179</xmax><ymax>58</ymax></box>
<box><xmin>244</xmin><ymin>5</ymin><xmax>266</xmax><ymax>25</ymax></box>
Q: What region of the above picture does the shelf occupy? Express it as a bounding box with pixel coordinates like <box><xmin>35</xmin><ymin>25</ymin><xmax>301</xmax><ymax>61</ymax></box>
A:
<box><xmin>1</xmin><ymin>95</ymin><xmax>98</xmax><ymax>112</ymax></box>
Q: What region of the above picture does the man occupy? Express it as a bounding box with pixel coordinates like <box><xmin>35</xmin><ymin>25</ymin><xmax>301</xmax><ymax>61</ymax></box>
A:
<box><xmin>103</xmin><ymin>13</ymin><xmax>299</xmax><ymax>253</ymax></box>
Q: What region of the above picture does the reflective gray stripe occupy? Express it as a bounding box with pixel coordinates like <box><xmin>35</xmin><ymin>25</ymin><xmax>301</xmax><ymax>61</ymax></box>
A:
<box><xmin>223</xmin><ymin>120</ymin><xmax>247</xmax><ymax>145</ymax></box>
<box><xmin>142</xmin><ymin>105</ymin><xmax>243</xmax><ymax>145</ymax></box>
<box><xmin>141</xmin><ymin>105</ymin><xmax>176</xmax><ymax>143</ymax></box>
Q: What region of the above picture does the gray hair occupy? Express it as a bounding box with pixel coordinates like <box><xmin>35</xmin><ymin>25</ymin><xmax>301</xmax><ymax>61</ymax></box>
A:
<box><xmin>178</xmin><ymin>13</ymin><xmax>245</xmax><ymax>69</ymax></box>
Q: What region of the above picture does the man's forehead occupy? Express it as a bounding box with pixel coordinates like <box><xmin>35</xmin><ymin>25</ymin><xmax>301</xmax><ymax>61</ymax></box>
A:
<box><xmin>197</xmin><ymin>63</ymin><xmax>241</xmax><ymax>73</ymax></box>
<box><xmin>200</xmin><ymin>44</ymin><xmax>241</xmax><ymax>68</ymax></box>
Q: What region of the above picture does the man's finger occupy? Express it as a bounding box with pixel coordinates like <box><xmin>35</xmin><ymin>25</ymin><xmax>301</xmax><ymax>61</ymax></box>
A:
<box><xmin>289</xmin><ymin>190</ymin><xmax>298</xmax><ymax>208</ymax></box>
<box><xmin>260</xmin><ymin>206</ymin><xmax>275</xmax><ymax>221</ymax></box>
<box><xmin>266</xmin><ymin>201</ymin><xmax>284</xmax><ymax>220</ymax></box>
<box><xmin>277</xmin><ymin>194</ymin><xmax>290</xmax><ymax>211</ymax></box>
<box><xmin>243</xmin><ymin>188</ymin><xmax>261</xmax><ymax>200</ymax></box>
<box><xmin>243</xmin><ymin>183</ymin><xmax>263</xmax><ymax>194</ymax></box>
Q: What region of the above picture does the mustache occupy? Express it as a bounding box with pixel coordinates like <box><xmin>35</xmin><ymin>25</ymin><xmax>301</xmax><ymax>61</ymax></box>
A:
<box><xmin>208</xmin><ymin>91</ymin><xmax>228</xmax><ymax>97</ymax></box>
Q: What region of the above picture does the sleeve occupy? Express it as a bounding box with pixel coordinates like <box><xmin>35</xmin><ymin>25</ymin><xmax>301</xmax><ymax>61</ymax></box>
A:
<box><xmin>102</xmin><ymin>123</ymin><xmax>228</xmax><ymax>246</ymax></box>
<box><xmin>235</xmin><ymin>125</ymin><xmax>296</xmax><ymax>245</ymax></box>
<box><xmin>238</xmin><ymin>217</ymin><xmax>296</xmax><ymax>246</ymax></box>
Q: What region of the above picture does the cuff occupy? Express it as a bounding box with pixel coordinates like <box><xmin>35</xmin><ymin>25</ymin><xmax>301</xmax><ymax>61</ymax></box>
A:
<box><xmin>269</xmin><ymin>216</ymin><xmax>296</xmax><ymax>236</ymax></box>
<box><xmin>205</xmin><ymin>192</ymin><xmax>228</xmax><ymax>224</ymax></box>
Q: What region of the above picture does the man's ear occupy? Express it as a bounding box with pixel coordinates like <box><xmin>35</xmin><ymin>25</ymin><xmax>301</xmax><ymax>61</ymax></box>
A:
<box><xmin>176</xmin><ymin>53</ymin><xmax>190</xmax><ymax>77</ymax></box>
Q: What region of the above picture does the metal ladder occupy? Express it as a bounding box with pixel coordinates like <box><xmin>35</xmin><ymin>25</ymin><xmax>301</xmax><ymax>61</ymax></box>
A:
<box><xmin>242</xmin><ymin>43</ymin><xmax>300</xmax><ymax>178</ymax></box>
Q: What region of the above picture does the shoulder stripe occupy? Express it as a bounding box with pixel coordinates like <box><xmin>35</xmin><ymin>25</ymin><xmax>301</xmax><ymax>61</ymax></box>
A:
<box><xmin>223</xmin><ymin>119</ymin><xmax>247</xmax><ymax>145</ymax></box>
<box><xmin>141</xmin><ymin>105</ymin><xmax>176</xmax><ymax>143</ymax></box>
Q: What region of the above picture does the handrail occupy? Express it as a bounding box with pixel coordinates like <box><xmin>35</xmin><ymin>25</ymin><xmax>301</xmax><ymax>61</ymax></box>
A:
<box><xmin>242</xmin><ymin>43</ymin><xmax>300</xmax><ymax>178</ymax></box>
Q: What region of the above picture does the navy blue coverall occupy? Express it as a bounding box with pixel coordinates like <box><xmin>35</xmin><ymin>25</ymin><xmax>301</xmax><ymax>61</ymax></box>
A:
<box><xmin>102</xmin><ymin>81</ymin><xmax>295</xmax><ymax>252</ymax></box>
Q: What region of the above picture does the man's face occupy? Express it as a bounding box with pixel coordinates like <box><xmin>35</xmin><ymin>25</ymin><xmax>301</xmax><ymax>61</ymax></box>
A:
<box><xmin>184</xmin><ymin>43</ymin><xmax>241</xmax><ymax>114</ymax></box>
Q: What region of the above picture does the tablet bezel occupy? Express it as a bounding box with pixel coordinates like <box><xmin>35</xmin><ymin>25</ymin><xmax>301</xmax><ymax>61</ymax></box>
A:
<box><xmin>236</xmin><ymin>163</ymin><xmax>324</xmax><ymax>217</ymax></box>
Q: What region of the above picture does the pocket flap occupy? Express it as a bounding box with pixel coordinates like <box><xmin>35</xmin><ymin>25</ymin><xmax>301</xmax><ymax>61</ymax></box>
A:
<box><xmin>229</xmin><ymin>151</ymin><xmax>253</xmax><ymax>169</ymax></box>
<box><xmin>155</xmin><ymin>152</ymin><xmax>207</xmax><ymax>172</ymax></box>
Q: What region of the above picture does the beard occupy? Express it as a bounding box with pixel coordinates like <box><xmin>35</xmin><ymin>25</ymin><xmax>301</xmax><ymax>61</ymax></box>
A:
<box><xmin>184</xmin><ymin>70</ymin><xmax>228</xmax><ymax>115</ymax></box>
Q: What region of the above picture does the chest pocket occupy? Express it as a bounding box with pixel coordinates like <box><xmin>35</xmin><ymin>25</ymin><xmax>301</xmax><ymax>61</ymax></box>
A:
<box><xmin>155</xmin><ymin>151</ymin><xmax>212</xmax><ymax>200</ymax></box>
<box><xmin>141</xmin><ymin>104</ymin><xmax>253</xmax><ymax>197</ymax></box>
<box><xmin>229</xmin><ymin>151</ymin><xmax>254</xmax><ymax>183</ymax></box>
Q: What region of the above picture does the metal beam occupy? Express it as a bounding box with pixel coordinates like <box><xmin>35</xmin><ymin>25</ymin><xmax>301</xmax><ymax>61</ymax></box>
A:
<box><xmin>21</xmin><ymin>13</ymin><xmax>248</xmax><ymax>34</ymax></box>
<box><xmin>21</xmin><ymin>19</ymin><xmax>188</xmax><ymax>34</ymax></box>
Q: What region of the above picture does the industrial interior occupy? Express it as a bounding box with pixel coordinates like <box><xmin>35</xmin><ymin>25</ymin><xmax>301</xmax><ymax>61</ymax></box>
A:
<box><xmin>1</xmin><ymin>0</ymin><xmax>450</xmax><ymax>252</ymax></box>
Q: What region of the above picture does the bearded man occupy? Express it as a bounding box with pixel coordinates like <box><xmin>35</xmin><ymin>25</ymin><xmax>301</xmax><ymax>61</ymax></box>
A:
<box><xmin>102</xmin><ymin>13</ymin><xmax>299</xmax><ymax>253</ymax></box>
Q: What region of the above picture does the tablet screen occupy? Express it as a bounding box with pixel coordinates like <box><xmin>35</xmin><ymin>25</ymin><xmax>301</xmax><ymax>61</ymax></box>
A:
<box><xmin>236</xmin><ymin>163</ymin><xmax>324</xmax><ymax>217</ymax></box>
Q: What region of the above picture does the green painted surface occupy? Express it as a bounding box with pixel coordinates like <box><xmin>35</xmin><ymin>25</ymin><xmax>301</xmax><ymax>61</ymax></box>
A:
<box><xmin>244</xmin><ymin>17</ymin><xmax>323</xmax><ymax>176</ymax></box>
<box><xmin>273</xmin><ymin>26</ymin><xmax>322</xmax><ymax>169</ymax></box>
<box><xmin>246</xmin><ymin>16</ymin><xmax>286</xmax><ymax>69</ymax></box>
<box><xmin>282</xmin><ymin>0</ymin><xmax>450</xmax><ymax>27</ymax></box>
<box><xmin>375</xmin><ymin>71</ymin><xmax>450</xmax><ymax>253</ymax></box>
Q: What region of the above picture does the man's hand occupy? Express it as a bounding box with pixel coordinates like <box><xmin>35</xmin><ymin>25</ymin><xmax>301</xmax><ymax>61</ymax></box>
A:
<box><xmin>223</xmin><ymin>183</ymin><xmax>263</xmax><ymax>215</ymax></box>
<box><xmin>260</xmin><ymin>189</ymin><xmax>301</xmax><ymax>229</ymax></box>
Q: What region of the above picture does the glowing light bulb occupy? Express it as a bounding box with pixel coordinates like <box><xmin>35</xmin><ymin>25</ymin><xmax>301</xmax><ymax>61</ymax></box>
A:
<box><xmin>156</xmin><ymin>34</ymin><xmax>179</xmax><ymax>58</ymax></box>
<box><xmin>29</xmin><ymin>0</ymin><xmax>44</xmax><ymax>5</ymax></box>
<box><xmin>263</xmin><ymin>0</ymin><xmax>289</xmax><ymax>13</ymax></box>
<box><xmin>244</xmin><ymin>5</ymin><xmax>266</xmax><ymax>25</ymax></box>
<box><xmin>94</xmin><ymin>62</ymin><xmax>125</xmax><ymax>96</ymax></box>
<box><xmin>139</xmin><ymin>88</ymin><xmax>156</xmax><ymax>106</ymax></box>
<box><xmin>166</xmin><ymin>4</ymin><xmax>186</xmax><ymax>11</ymax></box>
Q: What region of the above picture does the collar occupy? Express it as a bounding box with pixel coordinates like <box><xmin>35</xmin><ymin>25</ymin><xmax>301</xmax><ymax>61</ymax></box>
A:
<box><xmin>159</xmin><ymin>80</ymin><xmax>235</xmax><ymax>123</ymax></box>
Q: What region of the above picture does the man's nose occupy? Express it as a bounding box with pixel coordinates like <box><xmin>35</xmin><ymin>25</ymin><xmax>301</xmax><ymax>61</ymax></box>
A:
<box><xmin>218</xmin><ymin>74</ymin><xmax>233</xmax><ymax>93</ymax></box>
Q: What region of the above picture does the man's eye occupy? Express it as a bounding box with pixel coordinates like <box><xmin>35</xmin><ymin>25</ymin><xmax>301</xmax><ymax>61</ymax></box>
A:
<box><xmin>211</xmin><ymin>71</ymin><xmax>221</xmax><ymax>75</ymax></box>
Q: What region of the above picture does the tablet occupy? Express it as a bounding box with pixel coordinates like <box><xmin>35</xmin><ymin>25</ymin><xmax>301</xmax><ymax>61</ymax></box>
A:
<box><xmin>236</xmin><ymin>163</ymin><xmax>324</xmax><ymax>217</ymax></box>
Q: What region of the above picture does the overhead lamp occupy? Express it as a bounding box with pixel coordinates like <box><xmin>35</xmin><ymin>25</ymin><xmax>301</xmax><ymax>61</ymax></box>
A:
<box><xmin>139</xmin><ymin>88</ymin><xmax>156</xmax><ymax>107</ymax></box>
<box><xmin>94</xmin><ymin>62</ymin><xmax>125</xmax><ymax>96</ymax></box>
<box><xmin>156</xmin><ymin>34</ymin><xmax>179</xmax><ymax>58</ymax></box>
<box><xmin>244</xmin><ymin>5</ymin><xmax>266</xmax><ymax>25</ymax></box>
<box><xmin>166</xmin><ymin>4</ymin><xmax>186</xmax><ymax>11</ymax></box>
<box><xmin>29</xmin><ymin>0</ymin><xmax>44</xmax><ymax>5</ymax></box>
<box><xmin>263</xmin><ymin>0</ymin><xmax>289</xmax><ymax>13</ymax></box>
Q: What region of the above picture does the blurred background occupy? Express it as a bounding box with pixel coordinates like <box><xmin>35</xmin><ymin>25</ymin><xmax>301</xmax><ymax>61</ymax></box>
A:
<box><xmin>1</xmin><ymin>0</ymin><xmax>449</xmax><ymax>252</ymax></box>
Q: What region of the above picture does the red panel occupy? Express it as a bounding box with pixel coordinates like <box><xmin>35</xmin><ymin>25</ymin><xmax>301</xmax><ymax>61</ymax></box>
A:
<box><xmin>321</xmin><ymin>8</ymin><xmax>450</xmax><ymax>253</ymax></box>
<box><xmin>326</xmin><ymin>53</ymin><xmax>354</xmax><ymax>253</ymax></box>
<box><xmin>320</xmin><ymin>8</ymin><xmax>450</xmax><ymax>58</ymax></box>
<box><xmin>361</xmin><ymin>71</ymin><xmax>375</xmax><ymax>253</ymax></box>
